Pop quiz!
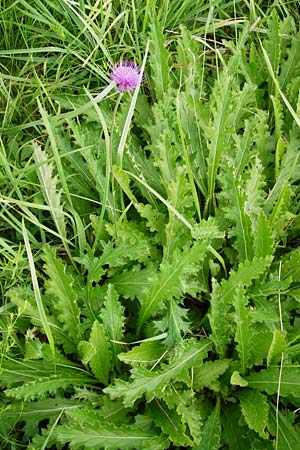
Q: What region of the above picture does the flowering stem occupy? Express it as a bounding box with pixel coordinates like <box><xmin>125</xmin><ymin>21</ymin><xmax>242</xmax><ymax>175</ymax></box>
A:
<box><xmin>110</xmin><ymin>92</ymin><xmax>123</xmax><ymax>239</ymax></box>
<box><xmin>117</xmin><ymin>39</ymin><xmax>150</xmax><ymax>167</ymax></box>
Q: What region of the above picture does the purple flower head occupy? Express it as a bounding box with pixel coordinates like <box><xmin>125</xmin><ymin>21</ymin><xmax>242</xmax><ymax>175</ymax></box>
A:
<box><xmin>111</xmin><ymin>60</ymin><xmax>142</xmax><ymax>92</ymax></box>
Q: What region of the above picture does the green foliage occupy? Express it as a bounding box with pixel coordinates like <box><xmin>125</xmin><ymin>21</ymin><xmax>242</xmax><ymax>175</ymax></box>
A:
<box><xmin>196</xmin><ymin>400</ymin><xmax>221</xmax><ymax>450</ymax></box>
<box><xmin>43</xmin><ymin>245</ymin><xmax>81</xmax><ymax>349</ymax></box>
<box><xmin>238</xmin><ymin>390</ymin><xmax>269</xmax><ymax>438</ymax></box>
<box><xmin>2</xmin><ymin>2</ymin><xmax>300</xmax><ymax>449</ymax></box>
<box><xmin>104</xmin><ymin>339</ymin><xmax>212</xmax><ymax>407</ymax></box>
<box><xmin>57</xmin><ymin>423</ymin><xmax>167</xmax><ymax>450</ymax></box>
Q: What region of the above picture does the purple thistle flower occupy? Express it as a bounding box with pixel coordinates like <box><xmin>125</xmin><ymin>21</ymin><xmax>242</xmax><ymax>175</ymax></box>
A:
<box><xmin>111</xmin><ymin>61</ymin><xmax>142</xmax><ymax>92</ymax></box>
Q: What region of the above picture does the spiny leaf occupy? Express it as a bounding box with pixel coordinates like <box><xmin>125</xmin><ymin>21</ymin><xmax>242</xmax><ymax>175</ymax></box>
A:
<box><xmin>191</xmin><ymin>217</ymin><xmax>224</xmax><ymax>241</ymax></box>
<box><xmin>150</xmin><ymin>401</ymin><xmax>193</xmax><ymax>447</ymax></box>
<box><xmin>194</xmin><ymin>400</ymin><xmax>221</xmax><ymax>450</ymax></box>
<box><xmin>218</xmin><ymin>157</ymin><xmax>253</xmax><ymax>261</ymax></box>
<box><xmin>137</xmin><ymin>240</ymin><xmax>210</xmax><ymax>332</ymax></box>
<box><xmin>33</xmin><ymin>142</ymin><xmax>67</xmax><ymax>242</ymax></box>
<box><xmin>209</xmin><ymin>257</ymin><xmax>272</xmax><ymax>357</ymax></box>
<box><xmin>136</xmin><ymin>203</ymin><xmax>166</xmax><ymax>243</ymax></box>
<box><xmin>280</xmin><ymin>29</ymin><xmax>300</xmax><ymax>89</ymax></box>
<box><xmin>100</xmin><ymin>284</ymin><xmax>125</xmax><ymax>365</ymax></box>
<box><xmin>244</xmin><ymin>156</ymin><xmax>266</xmax><ymax>221</ymax></box>
<box><xmin>175</xmin><ymin>393</ymin><xmax>203</xmax><ymax>445</ymax></box>
<box><xmin>230</xmin><ymin>371</ymin><xmax>248</xmax><ymax>387</ymax></box>
<box><xmin>220</xmin><ymin>256</ymin><xmax>273</xmax><ymax>304</ymax></box>
<box><xmin>238</xmin><ymin>390</ymin><xmax>269</xmax><ymax>439</ymax></box>
<box><xmin>264</xmin><ymin>129</ymin><xmax>300</xmax><ymax>219</ymax></box>
<box><xmin>164</xmin><ymin>166</ymin><xmax>195</xmax><ymax>257</ymax></box>
<box><xmin>4</xmin><ymin>373</ymin><xmax>95</xmax><ymax>401</ymax></box>
<box><xmin>154</xmin><ymin>299</ymin><xmax>191</xmax><ymax>346</ymax></box>
<box><xmin>264</xmin><ymin>9</ymin><xmax>281</xmax><ymax>94</ymax></box>
<box><xmin>57</xmin><ymin>422</ymin><xmax>167</xmax><ymax>450</ymax></box>
<box><xmin>43</xmin><ymin>245</ymin><xmax>81</xmax><ymax>347</ymax></box>
<box><xmin>193</xmin><ymin>360</ymin><xmax>230</xmax><ymax>392</ymax></box>
<box><xmin>233</xmin><ymin>284</ymin><xmax>253</xmax><ymax>374</ymax></box>
<box><xmin>110</xmin><ymin>264</ymin><xmax>157</xmax><ymax>301</ymax></box>
<box><xmin>268</xmin><ymin>181</ymin><xmax>293</xmax><ymax>239</ymax></box>
<box><xmin>253</xmin><ymin>212</ymin><xmax>274</xmax><ymax>259</ymax></box>
<box><xmin>89</xmin><ymin>320</ymin><xmax>111</xmax><ymax>385</ymax></box>
<box><xmin>3</xmin><ymin>397</ymin><xmax>80</xmax><ymax>439</ymax></box>
<box><xmin>149</xmin><ymin>17</ymin><xmax>170</xmax><ymax>100</ymax></box>
<box><xmin>206</xmin><ymin>72</ymin><xmax>234</xmax><ymax>213</ymax></box>
<box><xmin>76</xmin><ymin>226</ymin><xmax>151</xmax><ymax>283</ymax></box>
<box><xmin>246</xmin><ymin>366</ymin><xmax>300</xmax><ymax>397</ymax></box>
<box><xmin>281</xmin><ymin>248</ymin><xmax>300</xmax><ymax>282</ymax></box>
<box><xmin>104</xmin><ymin>339</ymin><xmax>212</xmax><ymax>407</ymax></box>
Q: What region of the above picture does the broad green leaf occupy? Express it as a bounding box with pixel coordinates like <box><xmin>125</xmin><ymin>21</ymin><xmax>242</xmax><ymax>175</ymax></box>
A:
<box><xmin>206</xmin><ymin>73</ymin><xmax>233</xmax><ymax>213</ymax></box>
<box><xmin>154</xmin><ymin>299</ymin><xmax>191</xmax><ymax>346</ymax></box>
<box><xmin>209</xmin><ymin>257</ymin><xmax>272</xmax><ymax>357</ymax></box>
<box><xmin>238</xmin><ymin>390</ymin><xmax>269</xmax><ymax>439</ymax></box>
<box><xmin>234</xmin><ymin>284</ymin><xmax>253</xmax><ymax>374</ymax></box>
<box><xmin>4</xmin><ymin>373</ymin><xmax>96</xmax><ymax>401</ymax></box>
<box><xmin>89</xmin><ymin>320</ymin><xmax>111</xmax><ymax>385</ymax></box>
<box><xmin>280</xmin><ymin>29</ymin><xmax>300</xmax><ymax>89</ymax></box>
<box><xmin>265</xmin><ymin>10</ymin><xmax>281</xmax><ymax>79</ymax></box>
<box><xmin>267</xmin><ymin>329</ymin><xmax>286</xmax><ymax>367</ymax></box>
<box><xmin>100</xmin><ymin>284</ymin><xmax>125</xmax><ymax>365</ymax></box>
<box><xmin>76</xmin><ymin>224</ymin><xmax>151</xmax><ymax>283</ymax></box>
<box><xmin>219</xmin><ymin>257</ymin><xmax>272</xmax><ymax>303</ymax></box>
<box><xmin>246</xmin><ymin>367</ymin><xmax>300</xmax><ymax>397</ymax></box>
<box><xmin>118</xmin><ymin>341</ymin><xmax>166</xmax><ymax>366</ymax></box>
<box><xmin>245</xmin><ymin>157</ymin><xmax>266</xmax><ymax>221</ymax></box>
<box><xmin>221</xmin><ymin>404</ymin><xmax>251</xmax><ymax>450</ymax></box>
<box><xmin>160</xmin><ymin>387</ymin><xmax>203</xmax><ymax>444</ymax></box>
<box><xmin>110</xmin><ymin>264</ymin><xmax>156</xmax><ymax>301</ymax></box>
<box><xmin>135</xmin><ymin>203</ymin><xmax>166</xmax><ymax>243</ymax></box>
<box><xmin>57</xmin><ymin>423</ymin><xmax>167</xmax><ymax>449</ymax></box>
<box><xmin>219</xmin><ymin>156</ymin><xmax>253</xmax><ymax>261</ymax></box>
<box><xmin>149</xmin><ymin>401</ymin><xmax>192</xmax><ymax>447</ymax></box>
<box><xmin>191</xmin><ymin>217</ymin><xmax>224</xmax><ymax>241</ymax></box>
<box><xmin>104</xmin><ymin>339</ymin><xmax>212</xmax><ymax>407</ymax></box>
<box><xmin>43</xmin><ymin>245</ymin><xmax>81</xmax><ymax>347</ymax></box>
<box><xmin>149</xmin><ymin>17</ymin><xmax>170</xmax><ymax>100</ymax></box>
<box><xmin>281</xmin><ymin>248</ymin><xmax>300</xmax><ymax>282</ymax></box>
<box><xmin>137</xmin><ymin>240</ymin><xmax>210</xmax><ymax>333</ymax></box>
<box><xmin>253</xmin><ymin>212</ymin><xmax>274</xmax><ymax>259</ymax></box>
<box><xmin>194</xmin><ymin>400</ymin><xmax>221</xmax><ymax>450</ymax></box>
<box><xmin>3</xmin><ymin>397</ymin><xmax>80</xmax><ymax>440</ymax></box>
<box><xmin>193</xmin><ymin>360</ymin><xmax>230</xmax><ymax>392</ymax></box>
<box><xmin>176</xmin><ymin>393</ymin><xmax>203</xmax><ymax>445</ymax></box>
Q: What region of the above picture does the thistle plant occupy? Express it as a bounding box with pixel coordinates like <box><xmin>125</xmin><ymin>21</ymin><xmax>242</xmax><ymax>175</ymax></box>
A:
<box><xmin>1</xmin><ymin>2</ymin><xmax>300</xmax><ymax>450</ymax></box>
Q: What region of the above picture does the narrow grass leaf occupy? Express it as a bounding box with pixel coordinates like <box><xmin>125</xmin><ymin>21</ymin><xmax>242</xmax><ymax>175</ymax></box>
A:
<box><xmin>22</xmin><ymin>220</ymin><xmax>55</xmax><ymax>356</ymax></box>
